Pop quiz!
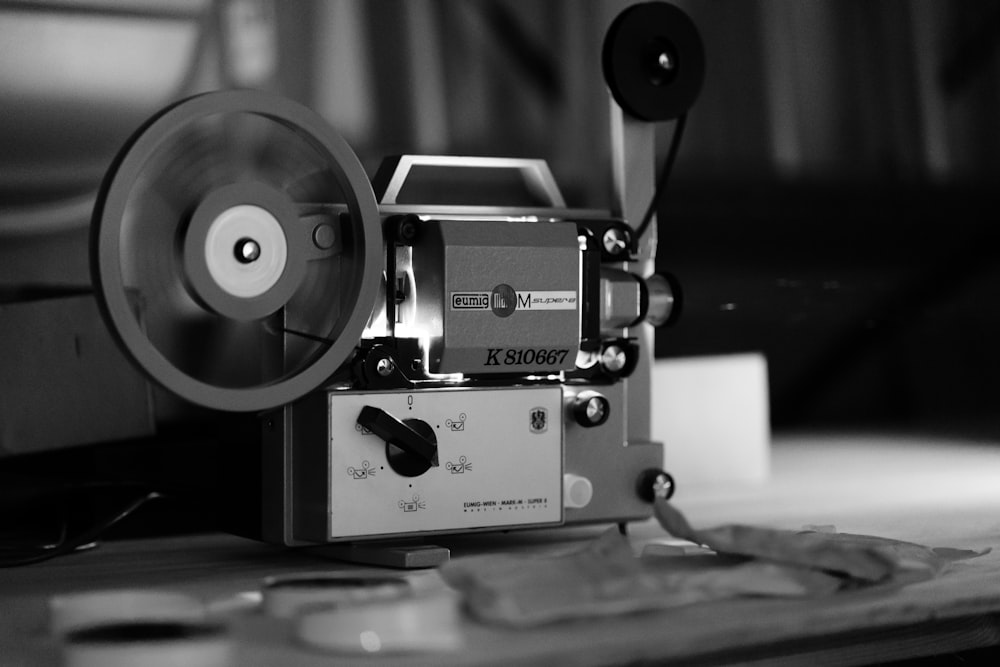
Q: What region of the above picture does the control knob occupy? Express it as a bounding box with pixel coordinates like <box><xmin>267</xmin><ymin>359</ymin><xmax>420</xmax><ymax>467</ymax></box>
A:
<box><xmin>357</xmin><ymin>406</ymin><xmax>438</xmax><ymax>477</ymax></box>
<box><xmin>572</xmin><ymin>390</ymin><xmax>611</xmax><ymax>427</ymax></box>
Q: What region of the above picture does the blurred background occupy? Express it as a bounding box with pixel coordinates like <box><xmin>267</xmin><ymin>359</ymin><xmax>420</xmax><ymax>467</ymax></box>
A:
<box><xmin>2</xmin><ymin>0</ymin><xmax>1000</xmax><ymax>445</ymax></box>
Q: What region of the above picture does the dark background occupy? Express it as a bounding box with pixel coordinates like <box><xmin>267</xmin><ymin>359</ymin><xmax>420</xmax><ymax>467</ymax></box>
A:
<box><xmin>2</xmin><ymin>0</ymin><xmax>1000</xmax><ymax>454</ymax></box>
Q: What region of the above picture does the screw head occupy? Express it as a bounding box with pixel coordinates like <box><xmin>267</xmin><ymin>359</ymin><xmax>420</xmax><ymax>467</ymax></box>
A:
<box><xmin>652</xmin><ymin>473</ymin><xmax>673</xmax><ymax>499</ymax></box>
<box><xmin>234</xmin><ymin>237</ymin><xmax>261</xmax><ymax>264</ymax></box>
<box><xmin>600</xmin><ymin>345</ymin><xmax>627</xmax><ymax>373</ymax></box>
<box><xmin>602</xmin><ymin>227</ymin><xmax>630</xmax><ymax>256</ymax></box>
<box><xmin>398</xmin><ymin>218</ymin><xmax>419</xmax><ymax>244</ymax></box>
<box><xmin>375</xmin><ymin>357</ymin><xmax>395</xmax><ymax>377</ymax></box>
<box><xmin>658</xmin><ymin>50</ymin><xmax>675</xmax><ymax>71</ymax></box>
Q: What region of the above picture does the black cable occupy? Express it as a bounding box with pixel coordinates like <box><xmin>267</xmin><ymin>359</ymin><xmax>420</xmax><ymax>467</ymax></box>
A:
<box><xmin>633</xmin><ymin>113</ymin><xmax>688</xmax><ymax>241</ymax></box>
<box><xmin>0</xmin><ymin>490</ymin><xmax>165</xmax><ymax>568</ymax></box>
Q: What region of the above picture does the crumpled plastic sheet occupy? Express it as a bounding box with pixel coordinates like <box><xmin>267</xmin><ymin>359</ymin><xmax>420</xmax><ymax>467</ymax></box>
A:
<box><xmin>652</xmin><ymin>500</ymin><xmax>988</xmax><ymax>583</ymax></box>
<box><xmin>439</xmin><ymin>500</ymin><xmax>989</xmax><ymax>627</ymax></box>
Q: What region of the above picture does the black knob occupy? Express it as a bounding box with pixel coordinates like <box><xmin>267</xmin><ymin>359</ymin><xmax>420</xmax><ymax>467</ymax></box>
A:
<box><xmin>572</xmin><ymin>391</ymin><xmax>611</xmax><ymax>427</ymax></box>
<box><xmin>357</xmin><ymin>406</ymin><xmax>438</xmax><ymax>477</ymax></box>
<box><xmin>636</xmin><ymin>468</ymin><xmax>676</xmax><ymax>503</ymax></box>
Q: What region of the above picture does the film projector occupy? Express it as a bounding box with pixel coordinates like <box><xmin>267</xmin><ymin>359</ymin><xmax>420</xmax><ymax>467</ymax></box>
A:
<box><xmin>89</xmin><ymin>2</ymin><xmax>704</xmax><ymax>562</ymax></box>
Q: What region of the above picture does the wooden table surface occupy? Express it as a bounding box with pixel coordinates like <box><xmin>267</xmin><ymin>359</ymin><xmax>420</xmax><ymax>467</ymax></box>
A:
<box><xmin>3</xmin><ymin>432</ymin><xmax>1000</xmax><ymax>666</ymax></box>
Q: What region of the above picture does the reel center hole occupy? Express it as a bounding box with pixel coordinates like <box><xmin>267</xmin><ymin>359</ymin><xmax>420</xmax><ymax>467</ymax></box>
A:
<box><xmin>235</xmin><ymin>237</ymin><xmax>262</xmax><ymax>264</ymax></box>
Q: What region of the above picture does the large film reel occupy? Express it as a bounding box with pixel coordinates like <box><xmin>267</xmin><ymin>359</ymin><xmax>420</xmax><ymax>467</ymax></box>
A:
<box><xmin>91</xmin><ymin>90</ymin><xmax>382</xmax><ymax>412</ymax></box>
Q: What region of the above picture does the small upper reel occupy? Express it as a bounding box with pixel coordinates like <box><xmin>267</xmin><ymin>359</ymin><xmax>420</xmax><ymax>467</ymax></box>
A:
<box><xmin>91</xmin><ymin>90</ymin><xmax>382</xmax><ymax>412</ymax></box>
<box><xmin>603</xmin><ymin>2</ymin><xmax>705</xmax><ymax>121</ymax></box>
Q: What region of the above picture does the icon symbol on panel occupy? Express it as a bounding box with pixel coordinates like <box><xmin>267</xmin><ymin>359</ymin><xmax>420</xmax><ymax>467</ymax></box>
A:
<box><xmin>445</xmin><ymin>413</ymin><xmax>467</xmax><ymax>431</ymax></box>
<box><xmin>399</xmin><ymin>495</ymin><xmax>426</xmax><ymax>512</ymax></box>
<box><xmin>347</xmin><ymin>460</ymin><xmax>376</xmax><ymax>479</ymax></box>
<box><xmin>446</xmin><ymin>456</ymin><xmax>472</xmax><ymax>474</ymax></box>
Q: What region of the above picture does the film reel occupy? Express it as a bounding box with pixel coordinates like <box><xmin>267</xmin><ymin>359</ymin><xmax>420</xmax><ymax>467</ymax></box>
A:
<box><xmin>91</xmin><ymin>90</ymin><xmax>381</xmax><ymax>412</ymax></box>
<box><xmin>603</xmin><ymin>2</ymin><xmax>705</xmax><ymax>121</ymax></box>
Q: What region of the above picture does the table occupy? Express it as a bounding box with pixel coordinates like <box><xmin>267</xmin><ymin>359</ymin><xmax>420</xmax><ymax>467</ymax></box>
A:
<box><xmin>3</xmin><ymin>432</ymin><xmax>1000</xmax><ymax>665</ymax></box>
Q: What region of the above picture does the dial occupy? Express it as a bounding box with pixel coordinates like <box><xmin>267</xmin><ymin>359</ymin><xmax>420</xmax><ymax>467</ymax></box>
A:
<box><xmin>356</xmin><ymin>405</ymin><xmax>439</xmax><ymax>477</ymax></box>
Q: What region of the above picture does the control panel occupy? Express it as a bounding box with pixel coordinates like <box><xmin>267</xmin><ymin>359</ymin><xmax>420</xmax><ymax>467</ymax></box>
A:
<box><xmin>322</xmin><ymin>387</ymin><xmax>563</xmax><ymax>539</ymax></box>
